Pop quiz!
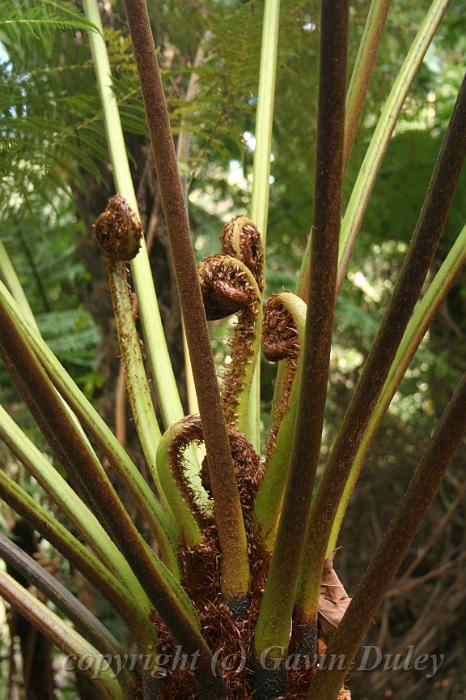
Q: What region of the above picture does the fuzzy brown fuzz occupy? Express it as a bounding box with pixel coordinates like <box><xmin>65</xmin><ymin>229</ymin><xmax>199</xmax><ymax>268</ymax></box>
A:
<box><xmin>262</xmin><ymin>294</ymin><xmax>299</xmax><ymax>363</ymax></box>
<box><xmin>222</xmin><ymin>304</ymin><xmax>259</xmax><ymax>428</ymax></box>
<box><xmin>262</xmin><ymin>294</ymin><xmax>299</xmax><ymax>464</ymax></box>
<box><xmin>198</xmin><ymin>256</ymin><xmax>256</xmax><ymax>322</ymax></box>
<box><xmin>94</xmin><ymin>195</ymin><xmax>142</xmax><ymax>260</ymax></box>
<box><xmin>198</xmin><ymin>255</ymin><xmax>260</xmax><ymax>428</ymax></box>
<box><xmin>222</xmin><ymin>216</ymin><xmax>264</xmax><ymax>291</ymax></box>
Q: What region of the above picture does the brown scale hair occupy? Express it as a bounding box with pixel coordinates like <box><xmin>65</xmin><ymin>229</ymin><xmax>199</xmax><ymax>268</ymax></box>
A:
<box><xmin>262</xmin><ymin>294</ymin><xmax>300</xmax><ymax>465</ymax></box>
<box><xmin>222</xmin><ymin>216</ymin><xmax>264</xmax><ymax>292</ymax></box>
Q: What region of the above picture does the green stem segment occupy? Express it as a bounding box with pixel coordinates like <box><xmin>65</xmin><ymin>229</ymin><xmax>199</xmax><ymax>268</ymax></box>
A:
<box><xmin>106</xmin><ymin>260</ymin><xmax>161</xmax><ymax>455</ymax></box>
<box><xmin>327</xmin><ymin>222</ymin><xmax>466</xmax><ymax>554</ymax></box>
<box><xmin>0</xmin><ymin>468</ymin><xmax>156</xmax><ymax>645</ymax></box>
<box><xmin>247</xmin><ymin>0</ymin><xmax>280</xmax><ymax>450</ymax></box>
<box><xmin>83</xmin><ymin>0</ymin><xmax>183</xmax><ymax>429</ymax></box>
<box><xmin>343</xmin><ymin>0</ymin><xmax>391</xmax><ymax>173</ymax></box>
<box><xmin>254</xmin><ymin>0</ymin><xmax>348</xmax><ymax>663</ymax></box>
<box><xmin>123</xmin><ymin>0</ymin><xmax>249</xmax><ymax>603</ymax></box>
<box><xmin>0</xmin><ymin>571</ymin><xmax>126</xmax><ymax>700</ymax></box>
<box><xmin>297</xmin><ymin>72</ymin><xmax>466</xmax><ymax>623</ymax></box>
<box><xmin>336</xmin><ymin>0</ymin><xmax>449</xmax><ymax>292</ymax></box>
<box><xmin>105</xmin><ymin>256</ymin><xmax>180</xmax><ymax>569</ymax></box>
<box><xmin>309</xmin><ymin>372</ymin><xmax>466</xmax><ymax>700</ymax></box>
<box><xmin>253</xmin><ymin>293</ymin><xmax>306</xmax><ymax>550</ymax></box>
<box><xmin>0</xmin><ymin>280</ymin><xmax>175</xmax><ymax>561</ymax></box>
<box><xmin>0</xmin><ymin>239</ymin><xmax>38</xmax><ymax>329</ymax></box>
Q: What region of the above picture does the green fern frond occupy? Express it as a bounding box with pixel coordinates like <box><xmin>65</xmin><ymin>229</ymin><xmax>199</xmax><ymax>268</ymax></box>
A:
<box><xmin>0</xmin><ymin>0</ymin><xmax>97</xmax><ymax>37</ymax></box>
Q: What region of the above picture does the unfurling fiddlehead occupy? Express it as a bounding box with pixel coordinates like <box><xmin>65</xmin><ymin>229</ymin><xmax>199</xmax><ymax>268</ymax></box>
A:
<box><xmin>198</xmin><ymin>216</ymin><xmax>263</xmax><ymax>434</ymax></box>
<box><xmin>156</xmin><ymin>414</ymin><xmax>271</xmax><ymax>697</ymax></box>
<box><xmin>254</xmin><ymin>292</ymin><xmax>306</xmax><ymax>550</ymax></box>
<box><xmin>156</xmin><ymin>416</ymin><xmax>210</xmax><ymax>547</ymax></box>
<box><xmin>222</xmin><ymin>215</ymin><xmax>264</xmax><ymax>290</ymax></box>
<box><xmin>94</xmin><ymin>195</ymin><xmax>142</xmax><ymax>262</ymax></box>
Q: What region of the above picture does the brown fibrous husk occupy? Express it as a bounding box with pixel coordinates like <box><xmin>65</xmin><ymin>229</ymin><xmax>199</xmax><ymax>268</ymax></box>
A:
<box><xmin>94</xmin><ymin>195</ymin><xmax>142</xmax><ymax>261</ymax></box>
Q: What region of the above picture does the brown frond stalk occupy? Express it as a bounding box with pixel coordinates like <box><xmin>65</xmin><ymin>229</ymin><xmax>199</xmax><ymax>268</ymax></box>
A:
<box><xmin>296</xmin><ymin>71</ymin><xmax>466</xmax><ymax>628</ymax></box>
<box><xmin>0</xmin><ymin>304</ymin><xmax>226</xmax><ymax>698</ymax></box>
<box><xmin>254</xmin><ymin>0</ymin><xmax>349</xmax><ymax>676</ymax></box>
<box><xmin>309</xmin><ymin>372</ymin><xmax>466</xmax><ymax>700</ymax></box>
<box><xmin>122</xmin><ymin>0</ymin><xmax>249</xmax><ymax>602</ymax></box>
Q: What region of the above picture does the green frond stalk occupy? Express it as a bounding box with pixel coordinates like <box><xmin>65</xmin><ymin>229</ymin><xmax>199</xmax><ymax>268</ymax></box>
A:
<box><xmin>0</xmin><ymin>299</ymin><xmax>204</xmax><ymax>629</ymax></box>
<box><xmin>0</xmin><ymin>402</ymin><xmax>149</xmax><ymax>594</ymax></box>
<box><xmin>0</xmin><ymin>280</ymin><xmax>177</xmax><ymax>557</ymax></box>
<box><xmin>296</xmin><ymin>73</ymin><xmax>466</xmax><ymax>628</ymax></box>
<box><xmin>327</xmin><ymin>222</ymin><xmax>466</xmax><ymax>554</ymax></box>
<box><xmin>309</xmin><ymin>372</ymin><xmax>466</xmax><ymax>700</ymax></box>
<box><xmin>0</xmin><ymin>239</ymin><xmax>38</xmax><ymax>329</ymax></box>
<box><xmin>343</xmin><ymin>0</ymin><xmax>391</xmax><ymax>173</ymax></box>
<box><xmin>106</xmin><ymin>261</ymin><xmax>161</xmax><ymax>453</ymax></box>
<box><xmin>123</xmin><ymin>0</ymin><xmax>249</xmax><ymax>606</ymax></box>
<box><xmin>83</xmin><ymin>0</ymin><xmax>183</xmax><ymax>429</ymax></box>
<box><xmin>253</xmin><ymin>292</ymin><xmax>306</xmax><ymax>549</ymax></box>
<box><xmin>247</xmin><ymin>0</ymin><xmax>280</xmax><ymax>450</ymax></box>
<box><xmin>254</xmin><ymin>0</ymin><xmax>348</xmax><ymax>679</ymax></box>
<box><xmin>0</xmin><ymin>571</ymin><xmax>126</xmax><ymax>700</ymax></box>
<box><xmin>183</xmin><ymin>327</ymin><xmax>200</xmax><ymax>416</ymax></box>
<box><xmin>0</xmin><ymin>468</ymin><xmax>157</xmax><ymax>645</ymax></box>
<box><xmin>104</xmin><ymin>253</ymin><xmax>180</xmax><ymax>572</ymax></box>
<box><xmin>0</xmin><ymin>532</ymin><xmax>129</xmax><ymax>665</ymax></box>
<box><xmin>336</xmin><ymin>0</ymin><xmax>449</xmax><ymax>292</ymax></box>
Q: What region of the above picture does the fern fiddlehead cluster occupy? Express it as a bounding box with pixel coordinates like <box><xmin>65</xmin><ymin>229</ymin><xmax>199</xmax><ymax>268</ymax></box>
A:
<box><xmin>93</xmin><ymin>193</ymin><xmax>350</xmax><ymax>697</ymax></box>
